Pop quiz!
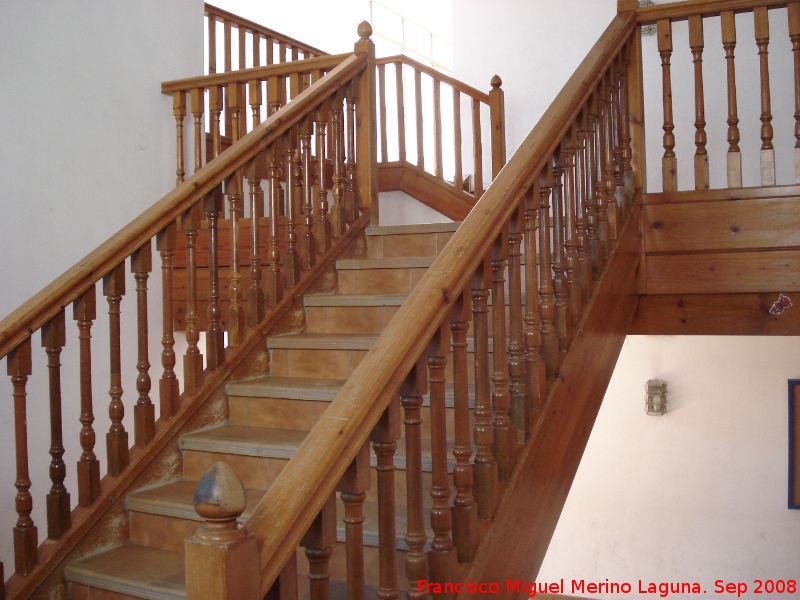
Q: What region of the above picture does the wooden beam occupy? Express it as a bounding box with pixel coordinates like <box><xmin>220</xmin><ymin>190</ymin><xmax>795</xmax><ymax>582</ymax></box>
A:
<box><xmin>637</xmin><ymin>0</ymin><xmax>791</xmax><ymax>24</ymax></box>
<box><xmin>462</xmin><ymin>205</ymin><xmax>641</xmax><ymax>600</ymax></box>
<box><xmin>378</xmin><ymin>162</ymin><xmax>476</xmax><ymax>221</ymax></box>
<box><xmin>644</xmin><ymin>184</ymin><xmax>800</xmax><ymax>205</ymax></box>
<box><xmin>631</xmin><ymin>293</ymin><xmax>800</xmax><ymax>335</ymax></box>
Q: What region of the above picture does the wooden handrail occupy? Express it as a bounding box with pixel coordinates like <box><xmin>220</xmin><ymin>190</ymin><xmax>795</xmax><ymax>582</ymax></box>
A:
<box><xmin>636</xmin><ymin>0</ymin><xmax>790</xmax><ymax>22</ymax></box>
<box><xmin>0</xmin><ymin>53</ymin><xmax>366</xmax><ymax>361</ymax></box>
<box><xmin>376</xmin><ymin>54</ymin><xmax>490</xmax><ymax>102</ymax></box>
<box><xmin>204</xmin><ymin>3</ymin><xmax>326</xmax><ymax>58</ymax></box>
<box><xmin>161</xmin><ymin>53</ymin><xmax>351</xmax><ymax>94</ymax></box>
<box><xmin>245</xmin><ymin>12</ymin><xmax>636</xmax><ymax>594</ymax></box>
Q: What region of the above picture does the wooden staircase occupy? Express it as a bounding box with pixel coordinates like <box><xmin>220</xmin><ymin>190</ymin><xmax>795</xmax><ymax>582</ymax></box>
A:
<box><xmin>64</xmin><ymin>223</ymin><xmax>461</xmax><ymax>599</ymax></box>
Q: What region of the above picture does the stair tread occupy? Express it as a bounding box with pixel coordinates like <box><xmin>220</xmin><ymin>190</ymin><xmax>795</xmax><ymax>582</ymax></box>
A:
<box><xmin>304</xmin><ymin>293</ymin><xmax>409</xmax><ymax>307</ymax></box>
<box><xmin>127</xmin><ymin>480</ymin><xmax>265</xmax><ymax>522</ymax></box>
<box><xmin>180</xmin><ymin>425</ymin><xmax>307</xmax><ymax>459</ymax></box>
<box><xmin>269</xmin><ymin>331</ymin><xmax>495</xmax><ymax>352</ymax></box>
<box><xmin>335</xmin><ymin>257</ymin><xmax>434</xmax><ymax>270</ymax></box>
<box><xmin>365</xmin><ymin>222</ymin><xmax>459</xmax><ymax>236</ymax></box>
<box><xmin>65</xmin><ymin>544</ymin><xmax>185</xmax><ymax>599</ymax></box>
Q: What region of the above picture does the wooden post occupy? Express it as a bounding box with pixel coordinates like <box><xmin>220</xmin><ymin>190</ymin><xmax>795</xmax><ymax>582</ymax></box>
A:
<box><xmin>506</xmin><ymin>211</ymin><xmax>528</xmax><ymax>444</ymax></box>
<box><xmin>689</xmin><ymin>15</ymin><xmax>709</xmax><ymax>190</ymax></box>
<box><xmin>523</xmin><ymin>189</ymin><xmax>547</xmax><ymax>422</ymax></box>
<box><xmin>132</xmin><ymin>242</ymin><xmax>155</xmax><ymax>447</ymax></box>
<box><xmin>301</xmin><ymin>494</ymin><xmax>336</xmax><ymax>600</ymax></box>
<box><xmin>722</xmin><ymin>10</ymin><xmax>742</xmax><ymax>188</ymax></box>
<box><xmin>537</xmin><ymin>173</ymin><xmax>559</xmax><ymax>378</ymax></box>
<box><xmin>104</xmin><ymin>264</ymin><xmax>129</xmax><ymax>476</ymax></box>
<box><xmin>186</xmin><ymin>463</ymin><xmax>259</xmax><ymax>600</ymax></box>
<box><xmin>755</xmin><ymin>6</ymin><xmax>775</xmax><ymax>186</ymax></box>
<box><xmin>789</xmin><ymin>2</ymin><xmax>800</xmax><ymax>183</ymax></box>
<box><xmin>226</xmin><ymin>84</ymin><xmax>246</xmax><ymax>347</ymax></box>
<box><xmin>657</xmin><ymin>19</ymin><xmax>677</xmax><ymax>192</ymax></box>
<box><xmin>182</xmin><ymin>204</ymin><xmax>204</xmax><ymax>393</ymax></box>
<box><xmin>627</xmin><ymin>29</ymin><xmax>647</xmax><ymax>194</ymax></box>
<box><xmin>157</xmin><ymin>223</ymin><xmax>179</xmax><ymax>419</ymax></box>
<box><xmin>489</xmin><ymin>75</ymin><xmax>506</xmax><ymax>179</ymax></box>
<box><xmin>204</xmin><ymin>185</ymin><xmax>225</xmax><ymax>369</ymax></box>
<box><xmin>354</xmin><ymin>22</ymin><xmax>378</xmax><ymax>224</ymax></box>
<box><xmin>173</xmin><ymin>92</ymin><xmax>186</xmax><ymax>184</ymax></box>
<box><xmin>336</xmin><ymin>443</ymin><xmax>370</xmax><ymax>600</ymax></box>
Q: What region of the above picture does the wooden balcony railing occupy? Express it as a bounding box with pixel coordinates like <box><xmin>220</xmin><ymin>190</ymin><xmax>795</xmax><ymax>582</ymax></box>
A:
<box><xmin>0</xmin><ymin>26</ymin><xmax>375</xmax><ymax>599</ymax></box>
<box><xmin>205</xmin><ymin>3</ymin><xmax>326</xmax><ymax>74</ymax></box>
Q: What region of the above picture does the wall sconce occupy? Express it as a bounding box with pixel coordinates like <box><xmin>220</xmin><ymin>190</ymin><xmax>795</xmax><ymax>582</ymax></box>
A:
<box><xmin>640</xmin><ymin>0</ymin><xmax>656</xmax><ymax>36</ymax></box>
<box><xmin>645</xmin><ymin>379</ymin><xmax>667</xmax><ymax>416</ymax></box>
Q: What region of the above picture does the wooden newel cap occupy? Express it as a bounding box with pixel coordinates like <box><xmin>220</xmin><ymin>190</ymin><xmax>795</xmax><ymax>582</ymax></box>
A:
<box><xmin>193</xmin><ymin>462</ymin><xmax>246</xmax><ymax>522</ymax></box>
<box><xmin>358</xmin><ymin>21</ymin><xmax>373</xmax><ymax>39</ymax></box>
<box><xmin>490</xmin><ymin>75</ymin><xmax>502</xmax><ymax>89</ymax></box>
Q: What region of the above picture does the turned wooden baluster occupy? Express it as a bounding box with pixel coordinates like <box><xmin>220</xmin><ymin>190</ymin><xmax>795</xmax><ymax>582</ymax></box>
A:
<box><xmin>104</xmin><ymin>264</ymin><xmax>129</xmax><ymax>476</ymax></box>
<box><xmin>265</xmin><ymin>555</ymin><xmax>299</xmax><ymax>600</ymax></box>
<box><xmin>433</xmin><ymin>78</ymin><xmax>443</xmax><ymax>178</ymax></box>
<box><xmin>345</xmin><ymin>91</ymin><xmax>358</xmax><ymax>223</ymax></box>
<box><xmin>265</xmin><ymin>147</ymin><xmax>284</xmax><ymax>306</ymax></box>
<box><xmin>790</xmin><ymin>2</ymin><xmax>800</xmax><ymax>183</ymax></box>
<box><xmin>395</xmin><ymin>62</ymin><xmax>407</xmax><ymax>163</ymax></box>
<box><xmin>415</xmin><ymin>69</ymin><xmax>424</xmax><ymax>170</ymax></box>
<box><xmin>490</xmin><ymin>235</ymin><xmax>516</xmax><ymax>480</ymax></box>
<box><xmin>132</xmin><ymin>242</ymin><xmax>155</xmax><ymax>447</ymax></box>
<box><xmin>755</xmin><ymin>6</ymin><xmax>775</xmax><ymax>186</ymax></box>
<box><xmin>586</xmin><ymin>97</ymin><xmax>602</xmax><ymax>279</ymax></box>
<box><xmin>371</xmin><ymin>401</ymin><xmax>401</xmax><ymax>600</ymax></box>
<box><xmin>453</xmin><ymin>89</ymin><xmax>463</xmax><ymax>192</ymax></box>
<box><xmin>537</xmin><ymin>174</ymin><xmax>559</xmax><ymax>379</ymax></box>
<box><xmin>603</xmin><ymin>70</ymin><xmax>620</xmax><ymax>239</ymax></box>
<box><xmin>471</xmin><ymin>261</ymin><xmax>497</xmax><ymax>519</ymax></box>
<box><xmin>506</xmin><ymin>212</ymin><xmax>529</xmax><ymax>444</ymax></box>
<box><xmin>689</xmin><ymin>15</ymin><xmax>709</xmax><ymax>190</ymax></box>
<box><xmin>284</xmin><ymin>132</ymin><xmax>302</xmax><ymax>287</ymax></box>
<box><xmin>298</xmin><ymin>119</ymin><xmax>316</xmax><ymax>269</ymax></box>
<box><xmin>594</xmin><ymin>87</ymin><xmax>611</xmax><ymax>267</ymax></box>
<box><xmin>330</xmin><ymin>95</ymin><xmax>347</xmax><ymax>238</ymax></box>
<box><xmin>490</xmin><ymin>75</ymin><xmax>506</xmax><ymax>178</ymax></box>
<box><xmin>42</xmin><ymin>309</ymin><xmax>70</xmax><ymax>540</ymax></box>
<box><xmin>550</xmin><ymin>150</ymin><xmax>569</xmax><ymax>350</ymax></box>
<box><xmin>157</xmin><ymin>223</ymin><xmax>179</xmax><ymax>419</ymax></box>
<box><xmin>9</xmin><ymin>338</ymin><xmax>37</xmax><ymax>575</ymax></box>
<box><xmin>657</xmin><ymin>19</ymin><xmax>677</xmax><ymax>192</ymax></box>
<box><xmin>315</xmin><ymin>108</ymin><xmax>332</xmax><ymax>253</ymax></box>
<box><xmin>575</xmin><ymin>112</ymin><xmax>592</xmax><ymax>304</ymax></box>
<box><xmin>400</xmin><ymin>361</ymin><xmax>430</xmax><ymax>599</ymax></box>
<box><xmin>336</xmin><ymin>444</ymin><xmax>370</xmax><ymax>600</ymax></box>
<box><xmin>173</xmin><ymin>92</ymin><xmax>186</xmax><ymax>184</ymax></box>
<box><xmin>204</xmin><ymin>186</ymin><xmax>225</xmax><ymax>369</ymax></box>
<box><xmin>223</xmin><ymin>21</ymin><xmax>233</xmax><ymax>134</ymax></box>
<box><xmin>227</xmin><ymin>83</ymin><xmax>246</xmax><ymax>346</ymax></box>
<box><xmin>182</xmin><ymin>205</ymin><xmax>204</xmax><ymax>393</ymax></box>
<box><xmin>191</xmin><ymin>89</ymin><xmax>204</xmax><ymax>171</ymax></box>
<box><xmin>562</xmin><ymin>131</ymin><xmax>580</xmax><ymax>346</ymax></box>
<box><xmin>245</xmin><ymin>156</ymin><xmax>265</xmax><ymax>325</ymax></box>
<box><xmin>611</xmin><ymin>58</ymin><xmax>624</xmax><ymax>193</ymax></box>
<box><xmin>427</xmin><ymin>327</ymin><xmax>456</xmax><ymax>597</ymax></box>
<box><xmin>210</xmin><ymin>85</ymin><xmax>223</xmax><ymax>160</ymax></box>
<box><xmin>450</xmin><ymin>293</ymin><xmax>478</xmax><ymax>562</ymax></box>
<box><xmin>619</xmin><ymin>42</ymin><xmax>634</xmax><ymax>203</ymax></box>
<box><xmin>722</xmin><ymin>10</ymin><xmax>742</xmax><ymax>188</ymax></box>
<box><xmin>472</xmin><ymin>98</ymin><xmax>484</xmax><ymax>197</ymax></box>
<box><xmin>301</xmin><ymin>493</ymin><xmax>336</xmax><ymax>600</ymax></box>
<box><xmin>523</xmin><ymin>189</ymin><xmax>547</xmax><ymax>420</ymax></box>
<box><xmin>378</xmin><ymin>63</ymin><xmax>388</xmax><ymax>162</ymax></box>
<box><xmin>207</xmin><ymin>14</ymin><xmax>217</xmax><ymax>74</ymax></box>
<box><xmin>74</xmin><ymin>287</ymin><xmax>101</xmax><ymax>506</ymax></box>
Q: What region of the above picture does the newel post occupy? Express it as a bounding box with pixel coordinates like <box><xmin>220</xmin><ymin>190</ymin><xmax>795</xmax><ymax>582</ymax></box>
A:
<box><xmin>354</xmin><ymin>21</ymin><xmax>378</xmax><ymax>224</ymax></box>
<box><xmin>185</xmin><ymin>462</ymin><xmax>259</xmax><ymax>600</ymax></box>
<box><xmin>617</xmin><ymin>0</ymin><xmax>638</xmax><ymax>12</ymax></box>
<box><xmin>489</xmin><ymin>75</ymin><xmax>506</xmax><ymax>179</ymax></box>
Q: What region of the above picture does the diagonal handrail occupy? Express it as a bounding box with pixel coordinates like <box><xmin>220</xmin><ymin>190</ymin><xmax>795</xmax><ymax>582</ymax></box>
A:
<box><xmin>245</xmin><ymin>11</ymin><xmax>636</xmax><ymax>594</ymax></box>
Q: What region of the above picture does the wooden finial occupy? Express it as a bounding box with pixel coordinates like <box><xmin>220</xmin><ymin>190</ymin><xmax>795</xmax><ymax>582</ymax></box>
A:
<box><xmin>491</xmin><ymin>74</ymin><xmax>502</xmax><ymax>88</ymax></box>
<box><xmin>193</xmin><ymin>462</ymin><xmax>246</xmax><ymax>522</ymax></box>
<box><xmin>358</xmin><ymin>21</ymin><xmax>373</xmax><ymax>39</ymax></box>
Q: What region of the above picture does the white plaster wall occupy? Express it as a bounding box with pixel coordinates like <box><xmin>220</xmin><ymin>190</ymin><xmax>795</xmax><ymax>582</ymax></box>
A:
<box><xmin>0</xmin><ymin>0</ymin><xmax>201</xmax><ymax>571</ymax></box>
<box><xmin>538</xmin><ymin>336</ymin><xmax>800</xmax><ymax>599</ymax></box>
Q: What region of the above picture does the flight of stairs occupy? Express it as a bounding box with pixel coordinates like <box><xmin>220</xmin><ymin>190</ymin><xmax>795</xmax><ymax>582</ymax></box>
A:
<box><xmin>64</xmin><ymin>221</ymin><xmax>462</xmax><ymax>599</ymax></box>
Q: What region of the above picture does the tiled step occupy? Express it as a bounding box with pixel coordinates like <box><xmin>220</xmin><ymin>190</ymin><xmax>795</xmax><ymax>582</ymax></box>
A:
<box><xmin>365</xmin><ymin>222</ymin><xmax>458</xmax><ymax>259</ymax></box>
<box><xmin>65</xmin><ymin>545</ymin><xmax>185</xmax><ymax>600</ymax></box>
<box><xmin>335</xmin><ymin>257</ymin><xmax>434</xmax><ymax>295</ymax></box>
<box><xmin>304</xmin><ymin>293</ymin><xmax>406</xmax><ymax>334</ymax></box>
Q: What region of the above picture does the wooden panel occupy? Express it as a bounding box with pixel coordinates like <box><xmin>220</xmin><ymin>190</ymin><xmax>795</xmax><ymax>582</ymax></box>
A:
<box><xmin>462</xmin><ymin>206</ymin><xmax>641</xmax><ymax>600</ymax></box>
<box><xmin>644</xmin><ymin>250</ymin><xmax>800</xmax><ymax>294</ymax></box>
<box><xmin>631</xmin><ymin>293</ymin><xmax>800</xmax><ymax>335</ymax></box>
<box><xmin>377</xmin><ymin>162</ymin><xmax>475</xmax><ymax>221</ymax></box>
<box><xmin>644</xmin><ymin>184</ymin><xmax>800</xmax><ymax>205</ymax></box>
<box><xmin>643</xmin><ymin>198</ymin><xmax>800</xmax><ymax>253</ymax></box>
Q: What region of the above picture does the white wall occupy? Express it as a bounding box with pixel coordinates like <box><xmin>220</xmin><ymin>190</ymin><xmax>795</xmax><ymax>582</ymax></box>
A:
<box><xmin>539</xmin><ymin>336</ymin><xmax>800</xmax><ymax>600</ymax></box>
<box><xmin>0</xmin><ymin>0</ymin><xmax>202</xmax><ymax>572</ymax></box>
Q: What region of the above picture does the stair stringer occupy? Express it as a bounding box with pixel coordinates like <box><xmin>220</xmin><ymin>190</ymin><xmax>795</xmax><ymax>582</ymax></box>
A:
<box><xmin>460</xmin><ymin>202</ymin><xmax>643</xmax><ymax>599</ymax></box>
<box><xmin>13</xmin><ymin>215</ymin><xmax>369</xmax><ymax>600</ymax></box>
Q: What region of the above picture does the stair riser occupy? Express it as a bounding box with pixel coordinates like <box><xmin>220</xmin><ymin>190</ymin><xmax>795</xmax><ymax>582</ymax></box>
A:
<box><xmin>130</xmin><ymin>511</ymin><xmax>198</xmax><ymax>554</ymax></box>
<box><xmin>271</xmin><ymin>347</ymin><xmax>495</xmax><ymax>380</ymax></box>
<box><xmin>69</xmin><ymin>583</ymin><xmax>146</xmax><ymax>599</ymax></box>
<box><xmin>337</xmin><ymin>267</ymin><xmax>429</xmax><ymax>295</ymax></box>
<box><xmin>366</xmin><ymin>230</ymin><xmax>455</xmax><ymax>259</ymax></box>
<box><xmin>182</xmin><ymin>450</ymin><xmax>289</xmax><ymax>489</ymax></box>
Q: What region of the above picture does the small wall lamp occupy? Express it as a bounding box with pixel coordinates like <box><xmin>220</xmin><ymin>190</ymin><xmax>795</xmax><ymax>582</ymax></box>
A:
<box><xmin>645</xmin><ymin>379</ymin><xmax>667</xmax><ymax>416</ymax></box>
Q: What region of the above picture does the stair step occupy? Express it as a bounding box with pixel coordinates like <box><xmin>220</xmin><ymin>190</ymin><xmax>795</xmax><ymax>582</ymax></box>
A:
<box><xmin>304</xmin><ymin>293</ymin><xmax>408</xmax><ymax>307</ymax></box>
<box><xmin>365</xmin><ymin>222</ymin><xmax>459</xmax><ymax>236</ymax></box>
<box><xmin>334</xmin><ymin>257</ymin><xmax>433</xmax><ymax>295</ymax></box>
<box><xmin>335</xmin><ymin>257</ymin><xmax>435</xmax><ymax>270</ymax></box>
<box><xmin>65</xmin><ymin>545</ymin><xmax>185</xmax><ymax>600</ymax></box>
<box><xmin>180</xmin><ymin>425</ymin><xmax>307</xmax><ymax>459</ymax></box>
<box><xmin>269</xmin><ymin>332</ymin><xmax>494</xmax><ymax>353</ymax></box>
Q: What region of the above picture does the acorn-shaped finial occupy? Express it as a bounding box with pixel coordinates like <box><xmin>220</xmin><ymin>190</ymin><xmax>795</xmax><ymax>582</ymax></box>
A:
<box><xmin>491</xmin><ymin>75</ymin><xmax>503</xmax><ymax>89</ymax></box>
<box><xmin>193</xmin><ymin>462</ymin><xmax>246</xmax><ymax>522</ymax></box>
<box><xmin>358</xmin><ymin>21</ymin><xmax>373</xmax><ymax>40</ymax></box>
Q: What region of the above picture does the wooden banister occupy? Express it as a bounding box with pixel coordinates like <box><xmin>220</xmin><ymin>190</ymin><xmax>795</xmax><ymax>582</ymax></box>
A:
<box><xmin>0</xmin><ymin>54</ymin><xmax>366</xmax><ymax>362</ymax></box>
<box><xmin>637</xmin><ymin>0</ymin><xmax>792</xmax><ymax>23</ymax></box>
<box><xmin>376</xmin><ymin>55</ymin><xmax>490</xmax><ymax>102</ymax></box>
<box><xmin>245</xmin><ymin>12</ymin><xmax>635</xmax><ymax>595</ymax></box>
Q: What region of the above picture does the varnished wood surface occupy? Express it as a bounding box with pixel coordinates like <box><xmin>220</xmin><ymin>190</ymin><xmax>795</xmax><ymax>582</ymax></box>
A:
<box><xmin>245</xmin><ymin>13</ymin><xmax>636</xmax><ymax>595</ymax></box>
<box><xmin>637</xmin><ymin>0</ymin><xmax>791</xmax><ymax>23</ymax></box>
<box><xmin>631</xmin><ymin>293</ymin><xmax>800</xmax><ymax>335</ymax></box>
<box><xmin>461</xmin><ymin>204</ymin><xmax>641</xmax><ymax>600</ymax></box>
<box><xmin>376</xmin><ymin>55</ymin><xmax>489</xmax><ymax>102</ymax></box>
<box><xmin>644</xmin><ymin>184</ymin><xmax>800</xmax><ymax>204</ymax></box>
<box><xmin>378</xmin><ymin>162</ymin><xmax>475</xmax><ymax>221</ymax></box>
<box><xmin>0</xmin><ymin>53</ymin><xmax>366</xmax><ymax>362</ymax></box>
